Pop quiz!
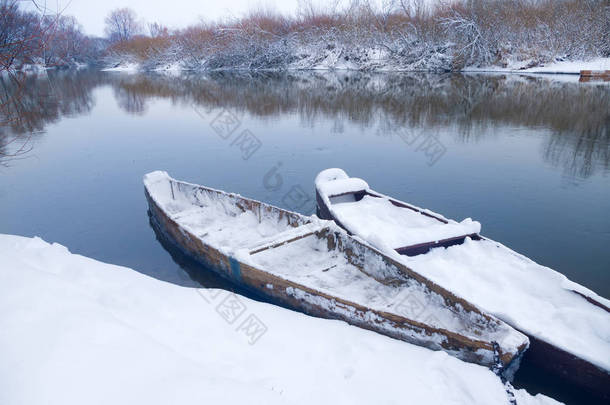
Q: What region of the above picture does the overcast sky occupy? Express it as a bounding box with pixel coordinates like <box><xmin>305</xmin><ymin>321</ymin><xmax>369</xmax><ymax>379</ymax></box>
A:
<box><xmin>35</xmin><ymin>0</ymin><xmax>323</xmax><ymax>37</ymax></box>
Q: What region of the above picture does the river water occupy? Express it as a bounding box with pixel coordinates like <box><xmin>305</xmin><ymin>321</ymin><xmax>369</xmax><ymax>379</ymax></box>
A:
<box><xmin>1</xmin><ymin>69</ymin><xmax>608</xmax><ymax>404</ymax></box>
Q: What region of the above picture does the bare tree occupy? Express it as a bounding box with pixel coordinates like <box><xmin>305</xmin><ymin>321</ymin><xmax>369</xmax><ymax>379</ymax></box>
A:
<box><xmin>104</xmin><ymin>8</ymin><xmax>141</xmax><ymax>43</ymax></box>
<box><xmin>148</xmin><ymin>22</ymin><xmax>169</xmax><ymax>38</ymax></box>
<box><xmin>42</xmin><ymin>15</ymin><xmax>90</xmax><ymax>66</ymax></box>
<box><xmin>399</xmin><ymin>0</ymin><xmax>428</xmax><ymax>19</ymax></box>
<box><xmin>0</xmin><ymin>0</ymin><xmax>48</xmax><ymax>71</ymax></box>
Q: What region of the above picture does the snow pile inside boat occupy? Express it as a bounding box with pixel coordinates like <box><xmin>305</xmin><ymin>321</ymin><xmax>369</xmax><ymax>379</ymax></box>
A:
<box><xmin>315</xmin><ymin>168</ymin><xmax>481</xmax><ymax>249</ymax></box>
<box><xmin>395</xmin><ymin>237</ymin><xmax>610</xmax><ymax>373</ymax></box>
<box><xmin>244</xmin><ymin>231</ymin><xmax>526</xmax><ymax>356</ymax></box>
<box><xmin>144</xmin><ymin>171</ymin><xmax>314</xmax><ymax>255</ymax></box>
<box><xmin>0</xmin><ymin>234</ymin><xmax>561</xmax><ymax>405</ymax></box>
<box><xmin>331</xmin><ymin>195</ymin><xmax>481</xmax><ymax>249</ymax></box>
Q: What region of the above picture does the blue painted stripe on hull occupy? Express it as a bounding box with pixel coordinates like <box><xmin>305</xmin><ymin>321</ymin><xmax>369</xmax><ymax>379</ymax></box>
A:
<box><xmin>229</xmin><ymin>257</ymin><xmax>241</xmax><ymax>281</ymax></box>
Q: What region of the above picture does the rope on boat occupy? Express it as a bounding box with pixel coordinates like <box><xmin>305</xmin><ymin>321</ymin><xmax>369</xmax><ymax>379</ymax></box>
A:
<box><xmin>492</xmin><ymin>341</ymin><xmax>518</xmax><ymax>405</ymax></box>
<box><xmin>491</xmin><ymin>341</ymin><xmax>503</xmax><ymax>376</ymax></box>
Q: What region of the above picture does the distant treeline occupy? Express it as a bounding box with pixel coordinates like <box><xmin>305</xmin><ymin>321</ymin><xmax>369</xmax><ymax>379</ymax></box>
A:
<box><xmin>0</xmin><ymin>0</ymin><xmax>104</xmax><ymax>71</ymax></box>
<box><xmin>105</xmin><ymin>0</ymin><xmax>609</xmax><ymax>71</ymax></box>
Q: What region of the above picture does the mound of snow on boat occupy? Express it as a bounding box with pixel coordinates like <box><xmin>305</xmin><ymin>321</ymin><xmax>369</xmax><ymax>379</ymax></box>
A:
<box><xmin>0</xmin><ymin>234</ymin><xmax>561</xmax><ymax>405</ymax></box>
<box><xmin>332</xmin><ymin>195</ymin><xmax>481</xmax><ymax>249</ymax></box>
<box><xmin>395</xmin><ymin>237</ymin><xmax>610</xmax><ymax>372</ymax></box>
<box><xmin>315</xmin><ymin>168</ymin><xmax>481</xmax><ymax>249</ymax></box>
<box><xmin>144</xmin><ymin>171</ymin><xmax>311</xmax><ymax>256</ymax></box>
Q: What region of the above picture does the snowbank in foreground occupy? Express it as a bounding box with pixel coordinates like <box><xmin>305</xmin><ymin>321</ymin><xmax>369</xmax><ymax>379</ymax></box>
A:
<box><xmin>0</xmin><ymin>234</ymin><xmax>560</xmax><ymax>405</ymax></box>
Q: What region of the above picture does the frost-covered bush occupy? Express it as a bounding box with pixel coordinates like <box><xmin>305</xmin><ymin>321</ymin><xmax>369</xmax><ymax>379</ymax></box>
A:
<box><xmin>441</xmin><ymin>0</ymin><xmax>609</xmax><ymax>68</ymax></box>
<box><xmin>202</xmin><ymin>30</ymin><xmax>298</xmax><ymax>70</ymax></box>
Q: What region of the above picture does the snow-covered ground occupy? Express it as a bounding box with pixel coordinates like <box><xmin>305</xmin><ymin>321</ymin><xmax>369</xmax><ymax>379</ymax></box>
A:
<box><xmin>101</xmin><ymin>62</ymin><xmax>140</xmax><ymax>72</ymax></box>
<box><xmin>465</xmin><ymin>57</ymin><xmax>610</xmax><ymax>75</ymax></box>
<box><xmin>103</xmin><ymin>47</ymin><xmax>610</xmax><ymax>77</ymax></box>
<box><xmin>0</xmin><ymin>234</ymin><xmax>561</xmax><ymax>405</ymax></box>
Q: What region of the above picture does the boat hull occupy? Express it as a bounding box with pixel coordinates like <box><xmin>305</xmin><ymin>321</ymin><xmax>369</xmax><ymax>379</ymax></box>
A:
<box><xmin>519</xmin><ymin>332</ymin><xmax>610</xmax><ymax>402</ymax></box>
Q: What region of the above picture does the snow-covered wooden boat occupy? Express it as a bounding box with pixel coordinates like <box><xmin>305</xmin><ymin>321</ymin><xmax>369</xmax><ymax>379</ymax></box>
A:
<box><xmin>144</xmin><ymin>171</ymin><xmax>528</xmax><ymax>374</ymax></box>
<box><xmin>579</xmin><ymin>70</ymin><xmax>610</xmax><ymax>83</ymax></box>
<box><xmin>315</xmin><ymin>168</ymin><xmax>610</xmax><ymax>399</ymax></box>
<box><xmin>580</xmin><ymin>70</ymin><xmax>610</xmax><ymax>78</ymax></box>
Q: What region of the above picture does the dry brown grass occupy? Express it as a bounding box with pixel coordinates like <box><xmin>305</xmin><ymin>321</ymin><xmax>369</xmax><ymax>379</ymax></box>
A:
<box><xmin>108</xmin><ymin>35</ymin><xmax>173</xmax><ymax>59</ymax></box>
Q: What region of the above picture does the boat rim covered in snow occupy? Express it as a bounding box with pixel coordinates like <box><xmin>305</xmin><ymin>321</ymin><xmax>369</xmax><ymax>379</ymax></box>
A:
<box><xmin>144</xmin><ymin>170</ymin><xmax>529</xmax><ymax>374</ymax></box>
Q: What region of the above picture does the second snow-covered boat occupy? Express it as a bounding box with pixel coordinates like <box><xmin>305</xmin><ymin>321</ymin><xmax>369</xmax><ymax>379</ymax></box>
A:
<box><xmin>315</xmin><ymin>168</ymin><xmax>610</xmax><ymax>400</ymax></box>
<box><xmin>144</xmin><ymin>171</ymin><xmax>528</xmax><ymax>374</ymax></box>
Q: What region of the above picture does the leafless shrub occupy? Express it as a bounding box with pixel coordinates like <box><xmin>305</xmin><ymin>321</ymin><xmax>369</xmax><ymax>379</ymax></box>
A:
<box><xmin>0</xmin><ymin>0</ymin><xmax>47</xmax><ymax>71</ymax></box>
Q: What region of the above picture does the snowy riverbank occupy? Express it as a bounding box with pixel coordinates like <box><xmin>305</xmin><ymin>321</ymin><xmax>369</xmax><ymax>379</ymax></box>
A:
<box><xmin>0</xmin><ymin>234</ymin><xmax>561</xmax><ymax>405</ymax></box>
<box><xmin>464</xmin><ymin>57</ymin><xmax>610</xmax><ymax>75</ymax></box>
<box><xmin>103</xmin><ymin>53</ymin><xmax>610</xmax><ymax>78</ymax></box>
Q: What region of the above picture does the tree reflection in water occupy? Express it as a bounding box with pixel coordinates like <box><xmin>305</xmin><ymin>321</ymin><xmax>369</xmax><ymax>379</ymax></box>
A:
<box><xmin>1</xmin><ymin>69</ymin><xmax>608</xmax><ymax>178</ymax></box>
<box><xmin>0</xmin><ymin>69</ymin><xmax>102</xmax><ymax>166</ymax></box>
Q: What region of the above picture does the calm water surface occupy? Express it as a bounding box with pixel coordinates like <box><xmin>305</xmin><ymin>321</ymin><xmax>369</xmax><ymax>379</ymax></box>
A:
<box><xmin>1</xmin><ymin>69</ymin><xmax>608</xmax><ymax>404</ymax></box>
